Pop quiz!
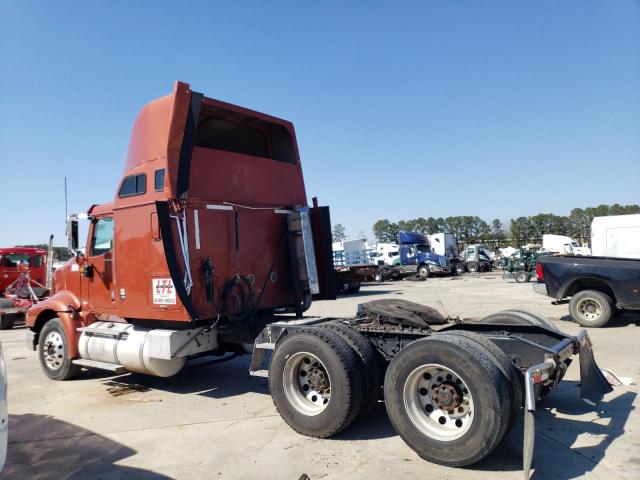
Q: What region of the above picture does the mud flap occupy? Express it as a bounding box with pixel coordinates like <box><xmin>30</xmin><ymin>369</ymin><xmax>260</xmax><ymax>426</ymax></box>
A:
<box><xmin>577</xmin><ymin>330</ymin><xmax>613</xmax><ymax>405</ymax></box>
<box><xmin>523</xmin><ymin>360</ymin><xmax>554</xmax><ymax>480</ymax></box>
<box><xmin>523</xmin><ymin>409</ymin><xmax>535</xmax><ymax>480</ymax></box>
<box><xmin>522</xmin><ymin>331</ymin><xmax>613</xmax><ymax>479</ymax></box>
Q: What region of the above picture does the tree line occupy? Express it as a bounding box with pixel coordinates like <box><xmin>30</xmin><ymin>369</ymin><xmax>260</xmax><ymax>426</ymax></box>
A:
<box><xmin>368</xmin><ymin>203</ymin><xmax>640</xmax><ymax>246</ymax></box>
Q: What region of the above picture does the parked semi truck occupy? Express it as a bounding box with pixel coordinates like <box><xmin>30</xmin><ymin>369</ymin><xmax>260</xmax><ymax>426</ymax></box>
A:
<box><xmin>387</xmin><ymin>232</ymin><xmax>453</xmax><ymax>278</ymax></box>
<box><xmin>0</xmin><ymin>247</ymin><xmax>47</xmax><ymax>292</ymax></box>
<box><xmin>457</xmin><ymin>244</ymin><xmax>495</xmax><ymax>273</ymax></box>
<box><xmin>25</xmin><ymin>82</ymin><xmax>612</xmax><ymax>476</ymax></box>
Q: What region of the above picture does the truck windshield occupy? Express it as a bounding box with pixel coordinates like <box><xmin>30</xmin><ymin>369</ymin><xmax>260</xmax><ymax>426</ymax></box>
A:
<box><xmin>0</xmin><ymin>253</ymin><xmax>30</xmax><ymax>267</ymax></box>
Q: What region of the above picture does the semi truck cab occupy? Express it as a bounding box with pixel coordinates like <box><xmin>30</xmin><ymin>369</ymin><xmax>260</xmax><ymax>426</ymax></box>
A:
<box><xmin>26</xmin><ymin>81</ymin><xmax>334</xmax><ymax>378</ymax></box>
<box><xmin>396</xmin><ymin>232</ymin><xmax>452</xmax><ymax>277</ymax></box>
<box><xmin>0</xmin><ymin>247</ymin><xmax>47</xmax><ymax>292</ymax></box>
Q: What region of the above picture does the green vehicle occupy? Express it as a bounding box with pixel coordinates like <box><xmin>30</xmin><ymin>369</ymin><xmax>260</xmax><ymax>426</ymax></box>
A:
<box><xmin>501</xmin><ymin>248</ymin><xmax>541</xmax><ymax>283</ymax></box>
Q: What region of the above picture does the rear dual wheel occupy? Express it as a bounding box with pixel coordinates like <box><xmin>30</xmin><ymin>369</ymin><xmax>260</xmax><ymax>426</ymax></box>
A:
<box><xmin>384</xmin><ymin>333</ymin><xmax>513</xmax><ymax>466</ymax></box>
<box><xmin>269</xmin><ymin>328</ymin><xmax>365</xmax><ymax>438</ymax></box>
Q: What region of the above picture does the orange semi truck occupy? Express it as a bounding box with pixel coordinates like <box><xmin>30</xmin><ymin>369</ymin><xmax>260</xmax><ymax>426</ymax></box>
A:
<box><xmin>25</xmin><ymin>82</ymin><xmax>612</xmax><ymax>476</ymax></box>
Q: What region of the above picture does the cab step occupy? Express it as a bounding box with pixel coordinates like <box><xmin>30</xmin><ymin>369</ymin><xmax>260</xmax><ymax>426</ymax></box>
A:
<box><xmin>72</xmin><ymin>358</ymin><xmax>127</xmax><ymax>374</ymax></box>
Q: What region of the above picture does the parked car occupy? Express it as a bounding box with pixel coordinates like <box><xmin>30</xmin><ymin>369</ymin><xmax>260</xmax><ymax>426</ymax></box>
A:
<box><xmin>534</xmin><ymin>255</ymin><xmax>640</xmax><ymax>327</ymax></box>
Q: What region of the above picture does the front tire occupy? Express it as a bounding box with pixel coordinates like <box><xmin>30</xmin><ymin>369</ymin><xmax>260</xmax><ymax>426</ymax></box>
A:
<box><xmin>466</xmin><ymin>261</ymin><xmax>479</xmax><ymax>273</ymax></box>
<box><xmin>269</xmin><ymin>329</ymin><xmax>364</xmax><ymax>438</ymax></box>
<box><xmin>418</xmin><ymin>265</ymin><xmax>430</xmax><ymax>279</ymax></box>
<box><xmin>384</xmin><ymin>335</ymin><xmax>512</xmax><ymax>466</ymax></box>
<box><xmin>38</xmin><ymin>318</ymin><xmax>80</xmax><ymax>380</ymax></box>
<box><xmin>569</xmin><ymin>290</ymin><xmax>613</xmax><ymax>328</ymax></box>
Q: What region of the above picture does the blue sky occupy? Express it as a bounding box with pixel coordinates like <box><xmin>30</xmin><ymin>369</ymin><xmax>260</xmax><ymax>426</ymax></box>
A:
<box><xmin>1</xmin><ymin>1</ymin><xmax>639</xmax><ymax>246</ymax></box>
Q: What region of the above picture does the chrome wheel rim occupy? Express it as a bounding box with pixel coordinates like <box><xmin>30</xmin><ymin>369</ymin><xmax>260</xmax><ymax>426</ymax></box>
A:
<box><xmin>577</xmin><ymin>298</ymin><xmax>602</xmax><ymax>321</ymax></box>
<box><xmin>283</xmin><ymin>352</ymin><xmax>331</xmax><ymax>416</ymax></box>
<box><xmin>43</xmin><ymin>331</ymin><xmax>65</xmax><ymax>370</ymax></box>
<box><xmin>403</xmin><ymin>363</ymin><xmax>474</xmax><ymax>441</ymax></box>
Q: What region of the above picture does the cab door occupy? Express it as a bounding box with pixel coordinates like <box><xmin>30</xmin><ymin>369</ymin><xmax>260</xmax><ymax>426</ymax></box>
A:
<box><xmin>84</xmin><ymin>216</ymin><xmax>116</xmax><ymax>311</ymax></box>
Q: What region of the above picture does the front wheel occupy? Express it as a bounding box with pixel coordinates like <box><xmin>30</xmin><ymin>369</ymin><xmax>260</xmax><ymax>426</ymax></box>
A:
<box><xmin>466</xmin><ymin>261</ymin><xmax>479</xmax><ymax>273</ymax></box>
<box><xmin>384</xmin><ymin>335</ymin><xmax>512</xmax><ymax>466</ymax></box>
<box><xmin>38</xmin><ymin>318</ymin><xmax>80</xmax><ymax>380</ymax></box>
<box><xmin>418</xmin><ymin>265</ymin><xmax>430</xmax><ymax>279</ymax></box>
<box><xmin>569</xmin><ymin>290</ymin><xmax>613</xmax><ymax>328</ymax></box>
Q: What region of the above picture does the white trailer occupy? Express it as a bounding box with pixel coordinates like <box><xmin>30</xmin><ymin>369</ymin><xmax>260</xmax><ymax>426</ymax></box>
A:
<box><xmin>591</xmin><ymin>214</ymin><xmax>640</xmax><ymax>259</ymax></box>
<box><xmin>541</xmin><ymin>234</ymin><xmax>591</xmax><ymax>256</ymax></box>
<box><xmin>428</xmin><ymin>233</ymin><xmax>459</xmax><ymax>258</ymax></box>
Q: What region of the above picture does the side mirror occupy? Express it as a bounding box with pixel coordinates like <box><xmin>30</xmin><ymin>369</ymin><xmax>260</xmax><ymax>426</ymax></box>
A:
<box><xmin>68</xmin><ymin>218</ymin><xmax>79</xmax><ymax>253</ymax></box>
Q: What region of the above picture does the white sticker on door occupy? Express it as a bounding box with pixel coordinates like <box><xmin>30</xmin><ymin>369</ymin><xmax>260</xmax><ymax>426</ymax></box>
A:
<box><xmin>152</xmin><ymin>278</ymin><xmax>176</xmax><ymax>304</ymax></box>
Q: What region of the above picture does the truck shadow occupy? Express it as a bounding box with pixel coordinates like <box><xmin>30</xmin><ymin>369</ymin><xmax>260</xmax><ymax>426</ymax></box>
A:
<box><xmin>559</xmin><ymin>311</ymin><xmax>640</xmax><ymax>328</ymax></box>
<box><xmin>83</xmin><ymin>363</ymin><xmax>636</xmax><ymax>475</ymax></box>
<box><xmin>95</xmin><ymin>355</ymin><xmax>271</xmax><ymax>399</ymax></box>
<box><xmin>91</xmin><ymin>356</ymin><xmax>398</xmax><ymax>441</ymax></box>
<box><xmin>471</xmin><ymin>381</ymin><xmax>636</xmax><ymax>479</ymax></box>
<box><xmin>340</xmin><ymin>289</ymin><xmax>399</xmax><ymax>297</ymax></box>
<box><xmin>4</xmin><ymin>413</ymin><xmax>171</xmax><ymax>479</ymax></box>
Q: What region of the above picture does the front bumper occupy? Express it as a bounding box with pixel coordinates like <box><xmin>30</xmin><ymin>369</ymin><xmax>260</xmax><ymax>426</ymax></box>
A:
<box><xmin>428</xmin><ymin>265</ymin><xmax>451</xmax><ymax>274</ymax></box>
<box><xmin>532</xmin><ymin>282</ymin><xmax>548</xmax><ymax>295</ymax></box>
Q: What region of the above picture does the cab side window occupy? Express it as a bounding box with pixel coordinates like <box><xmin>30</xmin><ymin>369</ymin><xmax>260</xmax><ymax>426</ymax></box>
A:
<box><xmin>91</xmin><ymin>217</ymin><xmax>114</xmax><ymax>256</ymax></box>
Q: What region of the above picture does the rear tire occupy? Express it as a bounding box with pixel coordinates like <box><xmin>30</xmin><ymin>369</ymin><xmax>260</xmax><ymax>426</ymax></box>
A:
<box><xmin>323</xmin><ymin>322</ymin><xmax>384</xmax><ymax>416</ymax></box>
<box><xmin>455</xmin><ymin>263</ymin><xmax>465</xmax><ymax>274</ymax></box>
<box><xmin>269</xmin><ymin>329</ymin><xmax>364</xmax><ymax>438</ymax></box>
<box><xmin>384</xmin><ymin>335</ymin><xmax>512</xmax><ymax>466</ymax></box>
<box><xmin>466</xmin><ymin>262</ymin><xmax>479</xmax><ymax>273</ymax></box>
<box><xmin>514</xmin><ymin>271</ymin><xmax>529</xmax><ymax>283</ymax></box>
<box><xmin>433</xmin><ymin>330</ymin><xmax>522</xmax><ymax>432</ymax></box>
<box><xmin>569</xmin><ymin>290</ymin><xmax>613</xmax><ymax>328</ymax></box>
<box><xmin>38</xmin><ymin>318</ymin><xmax>80</xmax><ymax>380</ymax></box>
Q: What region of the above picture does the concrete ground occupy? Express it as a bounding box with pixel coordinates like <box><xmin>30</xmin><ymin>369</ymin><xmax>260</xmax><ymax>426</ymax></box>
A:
<box><xmin>2</xmin><ymin>273</ymin><xmax>639</xmax><ymax>480</ymax></box>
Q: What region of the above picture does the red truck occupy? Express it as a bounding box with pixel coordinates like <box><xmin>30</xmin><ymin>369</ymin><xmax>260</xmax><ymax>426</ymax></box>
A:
<box><xmin>25</xmin><ymin>82</ymin><xmax>612</xmax><ymax>476</ymax></box>
<box><xmin>0</xmin><ymin>247</ymin><xmax>47</xmax><ymax>293</ymax></box>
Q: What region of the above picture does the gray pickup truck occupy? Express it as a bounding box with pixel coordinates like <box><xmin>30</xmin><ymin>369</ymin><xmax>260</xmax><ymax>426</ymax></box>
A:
<box><xmin>534</xmin><ymin>255</ymin><xmax>640</xmax><ymax>327</ymax></box>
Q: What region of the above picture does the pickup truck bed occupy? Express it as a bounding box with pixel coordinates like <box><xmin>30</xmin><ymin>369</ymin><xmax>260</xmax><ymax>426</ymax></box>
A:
<box><xmin>534</xmin><ymin>255</ymin><xmax>640</xmax><ymax>327</ymax></box>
